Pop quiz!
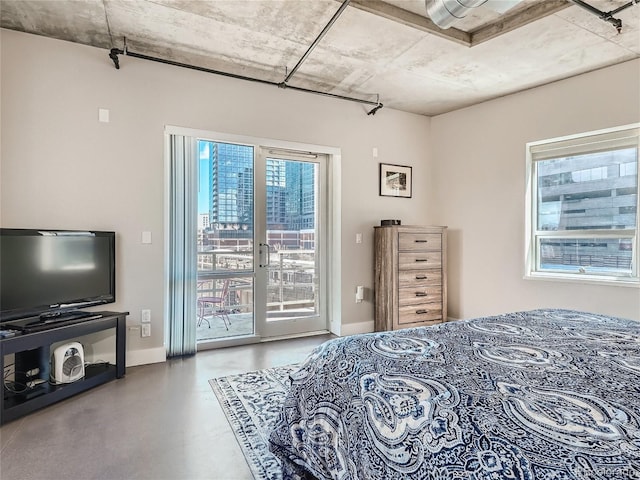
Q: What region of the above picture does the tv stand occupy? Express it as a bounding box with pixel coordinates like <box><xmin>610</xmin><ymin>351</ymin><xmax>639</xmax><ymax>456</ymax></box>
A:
<box><xmin>0</xmin><ymin>311</ymin><xmax>128</xmax><ymax>425</ymax></box>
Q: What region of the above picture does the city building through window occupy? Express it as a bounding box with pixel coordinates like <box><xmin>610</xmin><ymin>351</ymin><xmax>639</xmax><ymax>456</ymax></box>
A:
<box><xmin>526</xmin><ymin>124</ymin><xmax>639</xmax><ymax>285</ymax></box>
<box><xmin>196</xmin><ymin>140</ymin><xmax>327</xmax><ymax>342</ymax></box>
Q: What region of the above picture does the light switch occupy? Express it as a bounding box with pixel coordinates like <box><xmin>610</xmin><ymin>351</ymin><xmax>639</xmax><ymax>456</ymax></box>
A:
<box><xmin>356</xmin><ymin>233</ymin><xmax>362</xmax><ymax>244</ymax></box>
<box><xmin>372</xmin><ymin>147</ymin><xmax>378</xmax><ymax>158</ymax></box>
<box><xmin>98</xmin><ymin>108</ymin><xmax>110</xmax><ymax>123</ymax></box>
<box><xmin>142</xmin><ymin>231</ymin><xmax>152</xmax><ymax>244</ymax></box>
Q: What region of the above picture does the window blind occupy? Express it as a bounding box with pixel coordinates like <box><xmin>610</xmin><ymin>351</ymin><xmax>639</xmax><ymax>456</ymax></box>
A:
<box><xmin>166</xmin><ymin>134</ymin><xmax>198</xmax><ymax>357</ymax></box>
<box><xmin>529</xmin><ymin>127</ymin><xmax>639</xmax><ymax>161</ymax></box>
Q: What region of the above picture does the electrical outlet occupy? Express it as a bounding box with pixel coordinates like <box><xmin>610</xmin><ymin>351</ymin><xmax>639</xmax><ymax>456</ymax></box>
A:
<box><xmin>141</xmin><ymin>309</ymin><xmax>151</xmax><ymax>323</ymax></box>
<box><xmin>141</xmin><ymin>324</ymin><xmax>151</xmax><ymax>337</ymax></box>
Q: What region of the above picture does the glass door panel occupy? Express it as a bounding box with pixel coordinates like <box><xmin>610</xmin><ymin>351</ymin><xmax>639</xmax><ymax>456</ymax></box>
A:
<box><xmin>260</xmin><ymin>154</ymin><xmax>326</xmax><ymax>337</ymax></box>
<box><xmin>196</xmin><ymin>140</ymin><xmax>255</xmax><ymax>342</ymax></box>
<box><xmin>195</xmin><ymin>141</ymin><xmax>327</xmax><ymax>344</ymax></box>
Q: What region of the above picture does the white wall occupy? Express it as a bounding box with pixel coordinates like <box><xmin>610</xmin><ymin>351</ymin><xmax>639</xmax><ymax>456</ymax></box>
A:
<box><xmin>431</xmin><ymin>59</ymin><xmax>640</xmax><ymax>321</ymax></box>
<box><xmin>3</xmin><ymin>30</ymin><xmax>637</xmax><ymax>367</ymax></box>
<box><xmin>0</xmin><ymin>30</ymin><xmax>433</xmax><ymax>364</ymax></box>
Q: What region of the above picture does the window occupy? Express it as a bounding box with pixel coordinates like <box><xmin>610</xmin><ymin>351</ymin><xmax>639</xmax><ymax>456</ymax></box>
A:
<box><xmin>526</xmin><ymin>124</ymin><xmax>639</xmax><ymax>285</ymax></box>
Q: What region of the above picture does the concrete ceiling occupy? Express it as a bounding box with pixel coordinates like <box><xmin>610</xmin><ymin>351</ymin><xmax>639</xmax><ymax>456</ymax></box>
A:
<box><xmin>1</xmin><ymin>0</ymin><xmax>638</xmax><ymax>116</ymax></box>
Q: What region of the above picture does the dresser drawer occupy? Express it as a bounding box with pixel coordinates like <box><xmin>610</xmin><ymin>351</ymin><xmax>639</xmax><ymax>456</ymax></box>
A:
<box><xmin>398</xmin><ymin>269</ymin><xmax>441</xmax><ymax>287</ymax></box>
<box><xmin>398</xmin><ymin>304</ymin><xmax>443</xmax><ymax>325</ymax></box>
<box><xmin>398</xmin><ymin>251</ymin><xmax>442</xmax><ymax>270</ymax></box>
<box><xmin>399</xmin><ymin>286</ymin><xmax>442</xmax><ymax>306</ymax></box>
<box><xmin>399</xmin><ymin>233</ymin><xmax>441</xmax><ymax>252</ymax></box>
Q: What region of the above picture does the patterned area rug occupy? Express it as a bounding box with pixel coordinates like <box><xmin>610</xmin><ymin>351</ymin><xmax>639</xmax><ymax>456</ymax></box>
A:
<box><xmin>209</xmin><ymin>364</ymin><xmax>298</xmax><ymax>480</ymax></box>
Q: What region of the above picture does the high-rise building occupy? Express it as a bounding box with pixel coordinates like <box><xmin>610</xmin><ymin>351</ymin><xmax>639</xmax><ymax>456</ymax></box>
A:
<box><xmin>209</xmin><ymin>142</ymin><xmax>254</xmax><ymax>236</ymax></box>
<box><xmin>206</xmin><ymin>142</ymin><xmax>316</xmax><ymax>239</ymax></box>
<box><xmin>284</xmin><ymin>161</ymin><xmax>315</xmax><ymax>231</ymax></box>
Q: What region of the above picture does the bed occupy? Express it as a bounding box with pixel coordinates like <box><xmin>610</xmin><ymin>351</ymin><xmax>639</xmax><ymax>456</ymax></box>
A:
<box><xmin>269</xmin><ymin>309</ymin><xmax>640</xmax><ymax>480</ymax></box>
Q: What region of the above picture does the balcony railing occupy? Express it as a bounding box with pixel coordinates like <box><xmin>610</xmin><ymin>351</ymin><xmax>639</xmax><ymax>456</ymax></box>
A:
<box><xmin>541</xmin><ymin>253</ymin><xmax>632</xmax><ymax>271</ymax></box>
<box><xmin>196</xmin><ymin>249</ymin><xmax>317</xmax><ymax>315</ymax></box>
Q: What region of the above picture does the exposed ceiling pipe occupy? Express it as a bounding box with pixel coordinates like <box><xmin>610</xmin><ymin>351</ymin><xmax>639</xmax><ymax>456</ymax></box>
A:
<box><xmin>569</xmin><ymin>0</ymin><xmax>639</xmax><ymax>33</ymax></box>
<box><xmin>278</xmin><ymin>0</ymin><xmax>384</xmax><ymax>114</ymax></box>
<box><xmin>283</xmin><ymin>0</ymin><xmax>351</xmax><ymax>84</ymax></box>
<box><xmin>108</xmin><ymin>44</ymin><xmax>383</xmax><ymax>115</ymax></box>
<box><xmin>106</xmin><ymin>0</ymin><xmax>382</xmax><ymax>115</ymax></box>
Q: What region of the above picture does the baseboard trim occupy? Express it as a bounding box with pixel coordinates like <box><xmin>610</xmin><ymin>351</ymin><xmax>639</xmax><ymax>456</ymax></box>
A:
<box><xmin>126</xmin><ymin>346</ymin><xmax>166</xmax><ymax>367</ymax></box>
<box><xmin>339</xmin><ymin>320</ymin><xmax>375</xmax><ymax>337</ymax></box>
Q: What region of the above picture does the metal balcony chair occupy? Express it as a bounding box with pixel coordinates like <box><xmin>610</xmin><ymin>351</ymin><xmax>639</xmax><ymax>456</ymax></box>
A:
<box><xmin>197</xmin><ymin>279</ymin><xmax>231</xmax><ymax>330</ymax></box>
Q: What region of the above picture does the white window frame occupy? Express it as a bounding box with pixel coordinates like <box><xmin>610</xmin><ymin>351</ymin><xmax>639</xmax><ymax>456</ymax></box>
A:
<box><xmin>525</xmin><ymin>123</ymin><xmax>640</xmax><ymax>287</ymax></box>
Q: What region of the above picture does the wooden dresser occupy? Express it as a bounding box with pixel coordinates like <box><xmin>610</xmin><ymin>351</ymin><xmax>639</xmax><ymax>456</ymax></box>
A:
<box><xmin>374</xmin><ymin>225</ymin><xmax>447</xmax><ymax>331</ymax></box>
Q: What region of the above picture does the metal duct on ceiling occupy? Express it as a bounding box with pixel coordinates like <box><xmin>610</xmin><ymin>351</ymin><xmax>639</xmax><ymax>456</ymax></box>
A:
<box><xmin>426</xmin><ymin>0</ymin><xmax>487</xmax><ymax>29</ymax></box>
<box><xmin>426</xmin><ymin>0</ymin><xmax>524</xmax><ymax>29</ymax></box>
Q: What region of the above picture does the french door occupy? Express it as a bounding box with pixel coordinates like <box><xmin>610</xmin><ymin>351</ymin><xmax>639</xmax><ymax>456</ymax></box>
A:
<box><xmin>195</xmin><ymin>140</ymin><xmax>327</xmax><ymax>345</ymax></box>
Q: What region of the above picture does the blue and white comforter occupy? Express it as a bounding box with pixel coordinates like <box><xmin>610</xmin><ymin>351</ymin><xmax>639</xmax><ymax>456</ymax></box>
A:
<box><xmin>269</xmin><ymin>309</ymin><xmax>640</xmax><ymax>479</ymax></box>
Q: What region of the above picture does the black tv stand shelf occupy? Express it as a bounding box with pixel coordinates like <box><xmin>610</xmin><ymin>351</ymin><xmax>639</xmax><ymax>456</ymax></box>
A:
<box><xmin>1</xmin><ymin>311</ymin><xmax>128</xmax><ymax>425</ymax></box>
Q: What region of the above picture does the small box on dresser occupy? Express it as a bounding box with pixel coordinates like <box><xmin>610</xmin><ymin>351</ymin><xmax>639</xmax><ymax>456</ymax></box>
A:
<box><xmin>374</xmin><ymin>225</ymin><xmax>447</xmax><ymax>331</ymax></box>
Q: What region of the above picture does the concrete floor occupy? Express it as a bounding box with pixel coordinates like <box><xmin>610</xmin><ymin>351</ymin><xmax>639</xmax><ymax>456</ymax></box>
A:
<box><xmin>0</xmin><ymin>334</ymin><xmax>333</xmax><ymax>480</ymax></box>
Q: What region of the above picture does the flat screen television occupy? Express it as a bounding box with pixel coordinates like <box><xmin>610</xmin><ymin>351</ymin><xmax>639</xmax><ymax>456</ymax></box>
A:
<box><xmin>0</xmin><ymin>229</ymin><xmax>116</xmax><ymax>323</ymax></box>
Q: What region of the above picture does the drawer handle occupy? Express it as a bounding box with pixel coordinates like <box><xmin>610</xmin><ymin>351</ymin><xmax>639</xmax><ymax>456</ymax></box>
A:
<box><xmin>416</xmin><ymin>309</ymin><xmax>428</xmax><ymax>315</ymax></box>
<box><xmin>414</xmin><ymin>239</ymin><xmax>428</xmax><ymax>243</ymax></box>
<box><xmin>415</xmin><ymin>292</ymin><xmax>428</xmax><ymax>297</ymax></box>
<box><xmin>415</xmin><ymin>259</ymin><xmax>428</xmax><ymax>262</ymax></box>
<box><xmin>415</xmin><ymin>275</ymin><xmax>427</xmax><ymax>280</ymax></box>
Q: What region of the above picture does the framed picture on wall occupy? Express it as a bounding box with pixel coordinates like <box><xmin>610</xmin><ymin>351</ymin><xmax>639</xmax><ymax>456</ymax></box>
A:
<box><xmin>379</xmin><ymin>163</ymin><xmax>412</xmax><ymax>198</ymax></box>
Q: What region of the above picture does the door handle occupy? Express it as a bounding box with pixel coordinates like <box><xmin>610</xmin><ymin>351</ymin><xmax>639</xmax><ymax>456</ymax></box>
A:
<box><xmin>259</xmin><ymin>243</ymin><xmax>271</xmax><ymax>268</ymax></box>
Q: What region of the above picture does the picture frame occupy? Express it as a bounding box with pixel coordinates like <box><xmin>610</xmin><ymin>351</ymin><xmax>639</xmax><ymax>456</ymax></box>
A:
<box><xmin>379</xmin><ymin>163</ymin><xmax>412</xmax><ymax>198</ymax></box>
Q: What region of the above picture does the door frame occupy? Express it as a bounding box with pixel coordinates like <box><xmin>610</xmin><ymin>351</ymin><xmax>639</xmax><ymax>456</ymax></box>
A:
<box><xmin>164</xmin><ymin>125</ymin><xmax>342</xmax><ymax>351</ymax></box>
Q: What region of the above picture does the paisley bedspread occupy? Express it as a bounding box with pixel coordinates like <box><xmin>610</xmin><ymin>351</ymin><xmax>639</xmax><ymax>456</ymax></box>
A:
<box><xmin>268</xmin><ymin>309</ymin><xmax>640</xmax><ymax>480</ymax></box>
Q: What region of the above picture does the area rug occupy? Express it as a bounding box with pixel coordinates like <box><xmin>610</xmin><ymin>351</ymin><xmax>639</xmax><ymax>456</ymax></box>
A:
<box><xmin>209</xmin><ymin>364</ymin><xmax>299</xmax><ymax>480</ymax></box>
